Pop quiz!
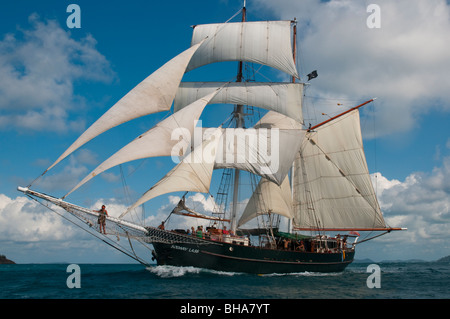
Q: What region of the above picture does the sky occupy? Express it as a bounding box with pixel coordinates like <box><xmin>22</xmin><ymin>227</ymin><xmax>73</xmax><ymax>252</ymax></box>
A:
<box><xmin>0</xmin><ymin>0</ymin><xmax>449</xmax><ymax>264</ymax></box>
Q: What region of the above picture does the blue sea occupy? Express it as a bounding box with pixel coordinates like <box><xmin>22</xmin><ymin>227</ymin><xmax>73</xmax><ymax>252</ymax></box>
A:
<box><xmin>0</xmin><ymin>262</ymin><xmax>450</xmax><ymax>319</ymax></box>
<box><xmin>1</xmin><ymin>261</ymin><xmax>448</xmax><ymax>315</ymax></box>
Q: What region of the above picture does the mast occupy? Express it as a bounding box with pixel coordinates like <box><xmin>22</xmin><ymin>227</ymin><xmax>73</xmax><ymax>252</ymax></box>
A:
<box><xmin>291</xmin><ymin>18</ymin><xmax>297</xmax><ymax>84</ymax></box>
<box><xmin>230</xmin><ymin>3</ymin><xmax>246</xmax><ymax>233</ymax></box>
<box><xmin>288</xmin><ymin>18</ymin><xmax>297</xmax><ymax>233</ymax></box>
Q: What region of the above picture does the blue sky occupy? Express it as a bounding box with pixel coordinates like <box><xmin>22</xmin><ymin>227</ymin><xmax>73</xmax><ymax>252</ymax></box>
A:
<box><xmin>1</xmin><ymin>0</ymin><xmax>449</xmax><ymax>264</ymax></box>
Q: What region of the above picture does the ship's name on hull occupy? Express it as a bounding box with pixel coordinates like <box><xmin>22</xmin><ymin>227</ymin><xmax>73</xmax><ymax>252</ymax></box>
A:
<box><xmin>170</xmin><ymin>244</ymin><xmax>199</xmax><ymax>254</ymax></box>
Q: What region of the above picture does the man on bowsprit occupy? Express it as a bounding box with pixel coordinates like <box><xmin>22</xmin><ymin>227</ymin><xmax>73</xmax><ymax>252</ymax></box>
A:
<box><xmin>95</xmin><ymin>205</ymin><xmax>108</xmax><ymax>234</ymax></box>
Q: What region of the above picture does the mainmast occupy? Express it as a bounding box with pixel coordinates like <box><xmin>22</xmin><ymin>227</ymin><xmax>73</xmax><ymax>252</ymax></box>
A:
<box><xmin>230</xmin><ymin>3</ymin><xmax>247</xmax><ymax>233</ymax></box>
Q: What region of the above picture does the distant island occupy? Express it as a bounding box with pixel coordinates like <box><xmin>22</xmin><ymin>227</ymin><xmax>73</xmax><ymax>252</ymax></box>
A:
<box><xmin>0</xmin><ymin>255</ymin><xmax>15</xmax><ymax>264</ymax></box>
<box><xmin>354</xmin><ymin>255</ymin><xmax>450</xmax><ymax>264</ymax></box>
<box><xmin>437</xmin><ymin>255</ymin><xmax>450</xmax><ymax>263</ymax></box>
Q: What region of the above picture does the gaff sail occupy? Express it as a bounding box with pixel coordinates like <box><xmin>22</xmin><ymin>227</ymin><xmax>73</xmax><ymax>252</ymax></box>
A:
<box><xmin>292</xmin><ymin>109</ymin><xmax>386</xmax><ymax>231</ymax></box>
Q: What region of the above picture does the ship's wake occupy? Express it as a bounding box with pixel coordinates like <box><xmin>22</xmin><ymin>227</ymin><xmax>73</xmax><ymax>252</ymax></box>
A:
<box><xmin>146</xmin><ymin>265</ymin><xmax>243</xmax><ymax>278</ymax></box>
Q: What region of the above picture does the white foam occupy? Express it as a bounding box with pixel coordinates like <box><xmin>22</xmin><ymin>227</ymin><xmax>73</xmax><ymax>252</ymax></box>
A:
<box><xmin>146</xmin><ymin>265</ymin><xmax>242</xmax><ymax>278</ymax></box>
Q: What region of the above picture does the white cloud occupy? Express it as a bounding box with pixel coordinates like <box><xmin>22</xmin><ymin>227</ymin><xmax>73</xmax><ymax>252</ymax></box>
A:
<box><xmin>0</xmin><ymin>193</ymin><xmax>76</xmax><ymax>242</ymax></box>
<box><xmin>372</xmin><ymin>156</ymin><xmax>450</xmax><ymax>247</ymax></box>
<box><xmin>0</xmin><ymin>192</ymin><xmax>144</xmax><ymax>263</ymax></box>
<box><xmin>0</xmin><ymin>14</ymin><xmax>116</xmax><ymax>132</ymax></box>
<box><xmin>255</xmin><ymin>0</ymin><xmax>450</xmax><ymax>136</ymax></box>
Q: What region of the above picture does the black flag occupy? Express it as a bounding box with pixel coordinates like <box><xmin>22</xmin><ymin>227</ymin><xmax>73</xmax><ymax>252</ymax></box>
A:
<box><xmin>307</xmin><ymin>70</ymin><xmax>318</xmax><ymax>81</ymax></box>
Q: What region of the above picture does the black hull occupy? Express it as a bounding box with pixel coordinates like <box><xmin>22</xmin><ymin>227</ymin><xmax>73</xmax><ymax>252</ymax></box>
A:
<box><xmin>151</xmin><ymin>237</ymin><xmax>354</xmax><ymax>274</ymax></box>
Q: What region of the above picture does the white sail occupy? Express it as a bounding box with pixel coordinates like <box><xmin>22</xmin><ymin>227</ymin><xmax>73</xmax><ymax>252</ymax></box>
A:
<box><xmin>292</xmin><ymin>110</ymin><xmax>386</xmax><ymax>230</ymax></box>
<box><xmin>174</xmin><ymin>82</ymin><xmax>303</xmax><ymax>123</ymax></box>
<box><xmin>238</xmin><ymin>176</ymin><xmax>293</xmax><ymax>227</ymax></box>
<box><xmin>121</xmin><ymin>127</ymin><xmax>223</xmax><ymax>217</ymax></box>
<box><xmin>186</xmin><ymin>21</ymin><xmax>299</xmax><ymax>78</ymax></box>
<box><xmin>213</xmin><ymin>127</ymin><xmax>304</xmax><ymax>185</ymax></box>
<box><xmin>45</xmin><ymin>41</ymin><xmax>205</xmax><ymax>173</ymax></box>
<box><xmin>254</xmin><ymin>110</ymin><xmax>303</xmax><ymax>129</ymax></box>
<box><xmin>63</xmin><ymin>90</ymin><xmax>220</xmax><ymax>198</ymax></box>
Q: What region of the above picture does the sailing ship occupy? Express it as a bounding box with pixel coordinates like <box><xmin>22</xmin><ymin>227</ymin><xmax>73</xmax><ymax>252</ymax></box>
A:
<box><xmin>18</xmin><ymin>4</ymin><xmax>405</xmax><ymax>274</ymax></box>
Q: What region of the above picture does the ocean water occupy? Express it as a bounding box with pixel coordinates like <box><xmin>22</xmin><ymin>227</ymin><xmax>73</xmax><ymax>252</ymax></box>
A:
<box><xmin>1</xmin><ymin>262</ymin><xmax>449</xmax><ymax>300</ymax></box>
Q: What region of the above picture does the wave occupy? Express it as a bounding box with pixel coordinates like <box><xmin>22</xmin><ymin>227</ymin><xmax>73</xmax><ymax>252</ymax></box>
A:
<box><xmin>260</xmin><ymin>271</ymin><xmax>343</xmax><ymax>277</ymax></box>
<box><xmin>146</xmin><ymin>265</ymin><xmax>243</xmax><ymax>278</ymax></box>
<box><xmin>146</xmin><ymin>265</ymin><xmax>345</xmax><ymax>278</ymax></box>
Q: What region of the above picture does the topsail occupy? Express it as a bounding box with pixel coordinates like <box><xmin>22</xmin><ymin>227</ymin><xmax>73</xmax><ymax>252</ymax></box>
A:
<box><xmin>187</xmin><ymin>21</ymin><xmax>299</xmax><ymax>78</ymax></box>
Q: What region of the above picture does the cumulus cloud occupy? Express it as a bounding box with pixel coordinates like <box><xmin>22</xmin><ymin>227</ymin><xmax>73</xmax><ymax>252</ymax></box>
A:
<box><xmin>0</xmin><ymin>14</ymin><xmax>116</xmax><ymax>132</ymax></box>
<box><xmin>372</xmin><ymin>156</ymin><xmax>450</xmax><ymax>250</ymax></box>
<box><xmin>255</xmin><ymin>0</ymin><xmax>450</xmax><ymax>136</ymax></box>
<box><xmin>0</xmin><ymin>193</ymin><xmax>73</xmax><ymax>242</ymax></box>
<box><xmin>0</xmin><ymin>193</ymin><xmax>142</xmax><ymax>262</ymax></box>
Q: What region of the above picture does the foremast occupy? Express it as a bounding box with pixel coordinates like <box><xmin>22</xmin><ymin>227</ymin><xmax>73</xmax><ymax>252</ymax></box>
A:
<box><xmin>230</xmin><ymin>4</ymin><xmax>246</xmax><ymax>234</ymax></box>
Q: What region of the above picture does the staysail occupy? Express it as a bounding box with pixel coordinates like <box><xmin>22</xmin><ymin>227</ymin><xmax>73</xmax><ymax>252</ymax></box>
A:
<box><xmin>238</xmin><ymin>176</ymin><xmax>293</xmax><ymax>227</ymax></box>
<box><xmin>186</xmin><ymin>21</ymin><xmax>299</xmax><ymax>79</ymax></box>
<box><xmin>44</xmin><ymin>41</ymin><xmax>205</xmax><ymax>174</ymax></box>
<box><xmin>63</xmin><ymin>90</ymin><xmax>220</xmax><ymax>198</ymax></box>
<box><xmin>253</xmin><ymin>110</ymin><xmax>303</xmax><ymax>130</ymax></box>
<box><xmin>292</xmin><ymin>109</ymin><xmax>386</xmax><ymax>231</ymax></box>
<box><xmin>121</xmin><ymin>127</ymin><xmax>223</xmax><ymax>217</ymax></box>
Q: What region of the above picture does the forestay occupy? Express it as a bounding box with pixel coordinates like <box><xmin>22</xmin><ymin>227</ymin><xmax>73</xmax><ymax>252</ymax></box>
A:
<box><xmin>186</xmin><ymin>21</ymin><xmax>299</xmax><ymax>79</ymax></box>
